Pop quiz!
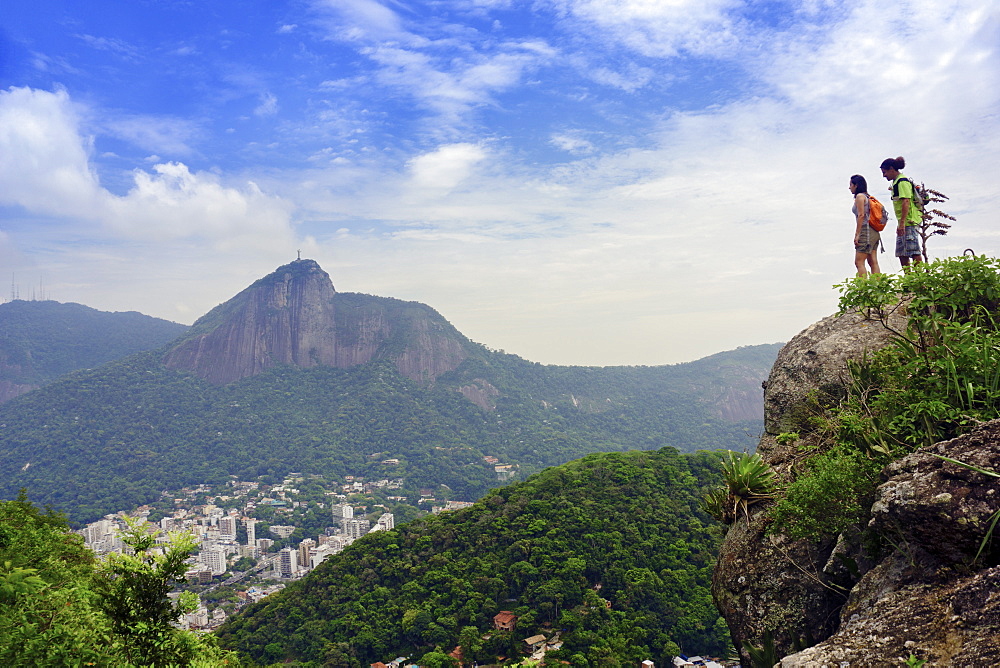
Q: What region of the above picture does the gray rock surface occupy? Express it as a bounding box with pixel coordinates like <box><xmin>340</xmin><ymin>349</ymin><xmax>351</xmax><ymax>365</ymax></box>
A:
<box><xmin>163</xmin><ymin>259</ymin><xmax>469</xmax><ymax>385</ymax></box>
<box><xmin>714</xmin><ymin>309</ymin><xmax>901</xmax><ymax>662</ymax></box>
<box><xmin>781</xmin><ymin>421</ymin><xmax>1000</xmax><ymax>667</ymax></box>
<box><xmin>714</xmin><ymin>304</ymin><xmax>1000</xmax><ymax>667</ymax></box>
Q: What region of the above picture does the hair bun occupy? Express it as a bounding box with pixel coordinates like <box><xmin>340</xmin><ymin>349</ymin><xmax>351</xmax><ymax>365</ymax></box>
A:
<box><xmin>895</xmin><ymin>156</ymin><xmax>906</xmax><ymax>168</ymax></box>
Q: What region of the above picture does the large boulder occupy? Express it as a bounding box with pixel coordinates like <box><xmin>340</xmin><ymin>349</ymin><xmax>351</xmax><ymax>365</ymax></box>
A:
<box><xmin>781</xmin><ymin>420</ymin><xmax>1000</xmax><ymax>666</ymax></box>
<box><xmin>759</xmin><ymin>309</ymin><xmax>904</xmax><ymax>467</ymax></box>
<box><xmin>713</xmin><ymin>308</ymin><xmax>903</xmax><ymax>661</ymax></box>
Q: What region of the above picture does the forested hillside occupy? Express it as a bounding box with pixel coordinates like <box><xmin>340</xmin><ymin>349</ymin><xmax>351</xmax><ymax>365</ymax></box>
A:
<box><xmin>0</xmin><ymin>341</ymin><xmax>777</xmax><ymax>524</ymax></box>
<box><xmin>0</xmin><ymin>300</ymin><xmax>188</xmax><ymax>402</ymax></box>
<box><xmin>217</xmin><ymin>447</ymin><xmax>730</xmax><ymax>666</ymax></box>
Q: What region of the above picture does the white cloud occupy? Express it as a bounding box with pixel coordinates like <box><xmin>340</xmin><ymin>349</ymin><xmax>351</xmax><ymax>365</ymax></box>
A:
<box><xmin>76</xmin><ymin>34</ymin><xmax>141</xmax><ymax>61</ymax></box>
<box><xmin>254</xmin><ymin>92</ymin><xmax>280</xmax><ymax>117</ymax></box>
<box><xmin>0</xmin><ymin>86</ymin><xmax>295</xmax><ymax>254</ymax></box>
<box><xmin>405</xmin><ymin>143</ymin><xmax>488</xmax><ymax>194</ymax></box>
<box><xmin>107</xmin><ymin>163</ymin><xmax>294</xmax><ymax>250</ymax></box>
<box><xmin>310</xmin><ymin>0</ymin><xmax>554</xmax><ymax>130</ymax></box>
<box><xmin>553</xmin><ymin>0</ymin><xmax>742</xmax><ymax>57</ymax></box>
<box><xmin>311</xmin><ymin>0</ymin><xmax>412</xmax><ymax>43</ymax></box>
<box><xmin>0</xmin><ymin>87</ymin><xmax>104</xmax><ymax>218</ymax></box>
<box><xmin>102</xmin><ymin>114</ymin><xmax>202</xmax><ymax>157</ymax></box>
<box><xmin>550</xmin><ymin>132</ymin><xmax>595</xmax><ymax>154</ymax></box>
<box><xmin>363</xmin><ymin>42</ymin><xmax>550</xmax><ymax>125</ymax></box>
<box><xmin>588</xmin><ymin>64</ymin><xmax>655</xmax><ymax>92</ymax></box>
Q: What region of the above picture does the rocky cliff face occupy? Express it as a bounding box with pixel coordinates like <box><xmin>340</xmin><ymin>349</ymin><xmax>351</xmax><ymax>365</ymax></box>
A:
<box><xmin>780</xmin><ymin>421</ymin><xmax>1000</xmax><ymax>667</ymax></box>
<box><xmin>163</xmin><ymin>259</ymin><xmax>471</xmax><ymax>385</ymax></box>
<box><xmin>0</xmin><ymin>356</ymin><xmax>37</xmax><ymax>402</ymax></box>
<box><xmin>713</xmin><ymin>309</ymin><xmax>1000</xmax><ymax>666</ymax></box>
<box><xmin>0</xmin><ymin>379</ymin><xmax>37</xmax><ymax>404</ymax></box>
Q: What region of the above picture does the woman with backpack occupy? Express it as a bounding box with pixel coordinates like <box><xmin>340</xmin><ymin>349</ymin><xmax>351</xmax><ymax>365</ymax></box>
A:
<box><xmin>849</xmin><ymin>174</ymin><xmax>882</xmax><ymax>277</ymax></box>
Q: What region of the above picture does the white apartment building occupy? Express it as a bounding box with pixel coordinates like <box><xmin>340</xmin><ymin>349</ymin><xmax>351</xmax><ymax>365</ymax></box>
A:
<box><xmin>269</xmin><ymin>525</ymin><xmax>296</xmax><ymax>539</ymax></box>
<box><xmin>278</xmin><ymin>547</ymin><xmax>299</xmax><ymax>578</ymax></box>
<box><xmin>332</xmin><ymin>503</ymin><xmax>354</xmax><ymax>520</ymax></box>
<box><xmin>200</xmin><ymin>547</ymin><xmax>228</xmax><ymax>576</ymax></box>
<box><xmin>310</xmin><ymin>543</ymin><xmax>337</xmax><ymax>569</ymax></box>
<box><xmin>343</xmin><ymin>518</ymin><xmax>370</xmax><ymax>539</ymax></box>
<box><xmin>218</xmin><ymin>516</ymin><xmax>237</xmax><ymax>541</ymax></box>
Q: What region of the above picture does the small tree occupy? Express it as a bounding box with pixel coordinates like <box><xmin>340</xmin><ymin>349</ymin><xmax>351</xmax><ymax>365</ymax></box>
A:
<box><xmin>915</xmin><ymin>184</ymin><xmax>955</xmax><ymax>262</ymax></box>
<box><xmin>92</xmin><ymin>517</ymin><xmax>205</xmax><ymax>666</ymax></box>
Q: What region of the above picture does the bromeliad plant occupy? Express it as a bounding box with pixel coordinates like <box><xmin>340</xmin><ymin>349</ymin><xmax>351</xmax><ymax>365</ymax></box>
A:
<box><xmin>704</xmin><ymin>451</ymin><xmax>777</xmax><ymax>526</ymax></box>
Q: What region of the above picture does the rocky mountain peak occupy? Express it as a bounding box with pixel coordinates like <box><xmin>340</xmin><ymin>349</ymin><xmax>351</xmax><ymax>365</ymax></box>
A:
<box><xmin>163</xmin><ymin>259</ymin><xmax>469</xmax><ymax>385</ymax></box>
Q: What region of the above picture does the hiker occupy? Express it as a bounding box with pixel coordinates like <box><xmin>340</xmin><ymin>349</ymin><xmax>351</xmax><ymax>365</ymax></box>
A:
<box><xmin>880</xmin><ymin>156</ymin><xmax>923</xmax><ymax>267</ymax></box>
<box><xmin>849</xmin><ymin>175</ymin><xmax>881</xmax><ymax>277</ymax></box>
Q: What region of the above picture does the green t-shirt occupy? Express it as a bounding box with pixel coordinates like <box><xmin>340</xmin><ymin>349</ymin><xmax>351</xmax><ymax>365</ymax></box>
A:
<box><xmin>891</xmin><ymin>176</ymin><xmax>922</xmax><ymax>226</ymax></box>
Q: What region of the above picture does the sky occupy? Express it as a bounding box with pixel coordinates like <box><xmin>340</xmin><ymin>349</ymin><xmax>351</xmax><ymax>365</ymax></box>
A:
<box><xmin>1</xmin><ymin>0</ymin><xmax>998</xmax><ymax>367</ymax></box>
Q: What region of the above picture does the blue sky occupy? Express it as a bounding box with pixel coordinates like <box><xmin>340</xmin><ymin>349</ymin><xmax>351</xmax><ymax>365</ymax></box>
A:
<box><xmin>1</xmin><ymin>0</ymin><xmax>998</xmax><ymax>365</ymax></box>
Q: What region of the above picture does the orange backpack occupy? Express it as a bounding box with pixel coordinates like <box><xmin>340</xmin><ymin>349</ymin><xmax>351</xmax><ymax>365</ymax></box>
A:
<box><xmin>866</xmin><ymin>194</ymin><xmax>889</xmax><ymax>232</ymax></box>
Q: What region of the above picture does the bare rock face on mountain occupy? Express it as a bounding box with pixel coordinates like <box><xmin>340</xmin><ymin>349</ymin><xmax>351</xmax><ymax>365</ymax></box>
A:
<box><xmin>0</xmin><ymin>379</ymin><xmax>38</xmax><ymax>404</ymax></box>
<box><xmin>0</xmin><ymin>353</ymin><xmax>37</xmax><ymax>402</ymax></box>
<box><xmin>163</xmin><ymin>259</ymin><xmax>470</xmax><ymax>385</ymax></box>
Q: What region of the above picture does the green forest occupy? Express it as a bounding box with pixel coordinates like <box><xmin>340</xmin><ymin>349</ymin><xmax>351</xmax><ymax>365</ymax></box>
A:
<box><xmin>0</xmin><ymin>338</ymin><xmax>778</xmax><ymax>524</ymax></box>
<box><xmin>0</xmin><ymin>300</ymin><xmax>187</xmax><ymax>388</ymax></box>
<box><xmin>217</xmin><ymin>447</ymin><xmax>731</xmax><ymax>667</ymax></box>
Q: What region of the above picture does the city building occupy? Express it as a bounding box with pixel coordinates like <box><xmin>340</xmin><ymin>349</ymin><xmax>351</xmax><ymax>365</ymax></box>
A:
<box><xmin>200</xmin><ymin>547</ymin><xmax>227</xmax><ymax>576</ymax></box>
<box><xmin>343</xmin><ymin>518</ymin><xmax>370</xmax><ymax>539</ymax></box>
<box><xmin>310</xmin><ymin>543</ymin><xmax>337</xmax><ymax>568</ymax></box>
<box><xmin>218</xmin><ymin>516</ymin><xmax>237</xmax><ymax>541</ymax></box>
<box><xmin>269</xmin><ymin>524</ymin><xmax>296</xmax><ymax>539</ymax></box>
<box><xmin>278</xmin><ymin>547</ymin><xmax>299</xmax><ymax>578</ymax></box>
<box><xmin>298</xmin><ymin>538</ymin><xmax>316</xmax><ymax>568</ymax></box>
<box><xmin>332</xmin><ymin>503</ymin><xmax>354</xmax><ymax>520</ymax></box>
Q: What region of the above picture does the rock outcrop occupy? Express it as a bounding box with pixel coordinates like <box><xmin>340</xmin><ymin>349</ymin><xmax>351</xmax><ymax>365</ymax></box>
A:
<box><xmin>713</xmin><ymin>310</ymin><xmax>901</xmax><ymax>661</ymax></box>
<box><xmin>714</xmin><ymin>307</ymin><xmax>1000</xmax><ymax>666</ymax></box>
<box><xmin>0</xmin><ymin>379</ymin><xmax>38</xmax><ymax>404</ymax></box>
<box><xmin>782</xmin><ymin>421</ymin><xmax>1000</xmax><ymax>667</ymax></box>
<box><xmin>458</xmin><ymin>378</ymin><xmax>501</xmax><ymax>410</ymax></box>
<box><xmin>164</xmin><ymin>259</ymin><xmax>471</xmax><ymax>385</ymax></box>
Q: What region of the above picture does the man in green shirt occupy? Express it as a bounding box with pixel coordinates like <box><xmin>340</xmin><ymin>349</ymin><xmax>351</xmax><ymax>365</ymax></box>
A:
<box><xmin>880</xmin><ymin>156</ymin><xmax>922</xmax><ymax>267</ymax></box>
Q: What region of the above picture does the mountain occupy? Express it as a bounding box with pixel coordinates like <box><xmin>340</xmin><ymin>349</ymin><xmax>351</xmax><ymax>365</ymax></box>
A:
<box><xmin>0</xmin><ymin>300</ymin><xmax>188</xmax><ymax>403</ymax></box>
<box><xmin>216</xmin><ymin>447</ymin><xmax>731</xmax><ymax>666</ymax></box>
<box><xmin>162</xmin><ymin>259</ymin><xmax>469</xmax><ymax>385</ymax></box>
<box><xmin>0</xmin><ymin>259</ymin><xmax>780</xmax><ymax>523</ymax></box>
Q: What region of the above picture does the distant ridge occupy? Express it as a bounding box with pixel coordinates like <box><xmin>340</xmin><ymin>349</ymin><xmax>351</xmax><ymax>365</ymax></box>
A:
<box><xmin>0</xmin><ymin>300</ymin><xmax>188</xmax><ymax>403</ymax></box>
